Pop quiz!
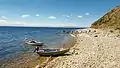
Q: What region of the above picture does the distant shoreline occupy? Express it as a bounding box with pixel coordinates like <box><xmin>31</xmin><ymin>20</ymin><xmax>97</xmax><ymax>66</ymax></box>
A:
<box><xmin>0</xmin><ymin>26</ymin><xmax>88</xmax><ymax>29</ymax></box>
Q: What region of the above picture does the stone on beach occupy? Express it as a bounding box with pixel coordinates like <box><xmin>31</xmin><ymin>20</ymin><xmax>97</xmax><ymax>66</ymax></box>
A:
<box><xmin>94</xmin><ymin>35</ymin><xmax>98</xmax><ymax>37</ymax></box>
<box><xmin>35</xmin><ymin>64</ymin><xmax>40</xmax><ymax>68</ymax></box>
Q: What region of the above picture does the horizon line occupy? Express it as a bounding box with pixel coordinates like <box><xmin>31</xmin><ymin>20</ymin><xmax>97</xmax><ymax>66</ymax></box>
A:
<box><xmin>0</xmin><ymin>25</ymin><xmax>89</xmax><ymax>28</ymax></box>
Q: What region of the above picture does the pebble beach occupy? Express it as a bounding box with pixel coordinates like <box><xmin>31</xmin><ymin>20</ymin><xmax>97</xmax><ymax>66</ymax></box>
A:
<box><xmin>43</xmin><ymin>28</ymin><xmax>120</xmax><ymax>68</ymax></box>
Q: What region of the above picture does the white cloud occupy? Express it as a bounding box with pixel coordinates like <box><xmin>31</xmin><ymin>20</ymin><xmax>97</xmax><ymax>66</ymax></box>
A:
<box><xmin>36</xmin><ymin>14</ymin><xmax>40</xmax><ymax>16</ymax></box>
<box><xmin>48</xmin><ymin>16</ymin><xmax>56</xmax><ymax>19</ymax></box>
<box><xmin>63</xmin><ymin>15</ymin><xmax>70</xmax><ymax>17</ymax></box>
<box><xmin>28</xmin><ymin>22</ymin><xmax>78</xmax><ymax>27</ymax></box>
<box><xmin>63</xmin><ymin>15</ymin><xmax>72</xmax><ymax>18</ymax></box>
<box><xmin>0</xmin><ymin>19</ymin><xmax>28</xmax><ymax>26</ymax></box>
<box><xmin>36</xmin><ymin>22</ymin><xmax>78</xmax><ymax>27</ymax></box>
<box><xmin>64</xmin><ymin>18</ymin><xmax>69</xmax><ymax>21</ymax></box>
<box><xmin>66</xmin><ymin>15</ymin><xmax>70</xmax><ymax>17</ymax></box>
<box><xmin>55</xmin><ymin>22</ymin><xmax>78</xmax><ymax>27</ymax></box>
<box><xmin>0</xmin><ymin>19</ymin><xmax>7</xmax><ymax>24</ymax></box>
<box><xmin>21</xmin><ymin>14</ymin><xmax>30</xmax><ymax>18</ymax></box>
<box><xmin>0</xmin><ymin>19</ymin><xmax>78</xmax><ymax>27</ymax></box>
<box><xmin>78</xmin><ymin>16</ymin><xmax>82</xmax><ymax>18</ymax></box>
<box><xmin>1</xmin><ymin>16</ymin><xmax>7</xmax><ymax>19</ymax></box>
<box><xmin>85</xmin><ymin>13</ymin><xmax>90</xmax><ymax>15</ymax></box>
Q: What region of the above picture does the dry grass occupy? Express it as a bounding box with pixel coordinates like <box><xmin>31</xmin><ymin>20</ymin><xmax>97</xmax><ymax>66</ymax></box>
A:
<box><xmin>91</xmin><ymin>5</ymin><xmax>120</xmax><ymax>32</ymax></box>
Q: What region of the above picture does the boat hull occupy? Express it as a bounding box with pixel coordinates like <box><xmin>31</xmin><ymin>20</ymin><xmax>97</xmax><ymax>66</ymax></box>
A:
<box><xmin>25</xmin><ymin>42</ymin><xmax>44</xmax><ymax>46</ymax></box>
<box><xmin>36</xmin><ymin>49</ymin><xmax>69</xmax><ymax>56</ymax></box>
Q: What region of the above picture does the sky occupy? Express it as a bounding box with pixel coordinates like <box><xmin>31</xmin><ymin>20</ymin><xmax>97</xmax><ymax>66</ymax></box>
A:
<box><xmin>0</xmin><ymin>0</ymin><xmax>120</xmax><ymax>27</ymax></box>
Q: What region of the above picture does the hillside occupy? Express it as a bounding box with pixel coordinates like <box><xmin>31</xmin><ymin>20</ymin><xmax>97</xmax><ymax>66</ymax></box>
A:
<box><xmin>91</xmin><ymin>6</ymin><xmax>120</xmax><ymax>31</ymax></box>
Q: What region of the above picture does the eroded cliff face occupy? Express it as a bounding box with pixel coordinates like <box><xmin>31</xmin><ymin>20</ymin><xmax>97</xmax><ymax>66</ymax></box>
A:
<box><xmin>91</xmin><ymin>6</ymin><xmax>120</xmax><ymax>30</ymax></box>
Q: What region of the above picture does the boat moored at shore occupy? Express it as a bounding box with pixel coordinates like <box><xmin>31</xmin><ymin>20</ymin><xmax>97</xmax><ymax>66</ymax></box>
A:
<box><xmin>24</xmin><ymin>39</ymin><xmax>44</xmax><ymax>46</ymax></box>
<box><xmin>36</xmin><ymin>48</ymin><xmax>70</xmax><ymax>56</ymax></box>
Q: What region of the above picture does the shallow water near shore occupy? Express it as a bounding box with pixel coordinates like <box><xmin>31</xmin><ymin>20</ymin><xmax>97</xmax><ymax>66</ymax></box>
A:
<box><xmin>0</xmin><ymin>27</ymin><xmax>79</xmax><ymax>67</ymax></box>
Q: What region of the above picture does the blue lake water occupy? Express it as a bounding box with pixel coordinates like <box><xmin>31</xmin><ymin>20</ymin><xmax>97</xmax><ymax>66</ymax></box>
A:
<box><xmin>0</xmin><ymin>27</ymin><xmax>79</xmax><ymax>62</ymax></box>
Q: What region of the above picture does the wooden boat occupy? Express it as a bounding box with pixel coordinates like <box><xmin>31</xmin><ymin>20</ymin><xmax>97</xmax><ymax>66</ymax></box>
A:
<box><xmin>24</xmin><ymin>39</ymin><xmax>44</xmax><ymax>46</ymax></box>
<box><xmin>36</xmin><ymin>48</ymin><xmax>69</xmax><ymax>56</ymax></box>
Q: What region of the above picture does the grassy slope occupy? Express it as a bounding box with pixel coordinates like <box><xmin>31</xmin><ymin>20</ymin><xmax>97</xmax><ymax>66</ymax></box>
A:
<box><xmin>91</xmin><ymin>6</ymin><xmax>120</xmax><ymax>31</ymax></box>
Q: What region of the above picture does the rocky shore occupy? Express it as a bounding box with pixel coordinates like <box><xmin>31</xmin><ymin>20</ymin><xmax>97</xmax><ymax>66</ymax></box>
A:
<box><xmin>43</xmin><ymin>28</ymin><xmax>120</xmax><ymax>68</ymax></box>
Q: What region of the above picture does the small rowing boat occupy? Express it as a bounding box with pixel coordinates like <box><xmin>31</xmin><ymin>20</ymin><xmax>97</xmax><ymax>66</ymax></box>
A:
<box><xmin>36</xmin><ymin>48</ymin><xmax>69</xmax><ymax>56</ymax></box>
<box><xmin>24</xmin><ymin>39</ymin><xmax>44</xmax><ymax>46</ymax></box>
